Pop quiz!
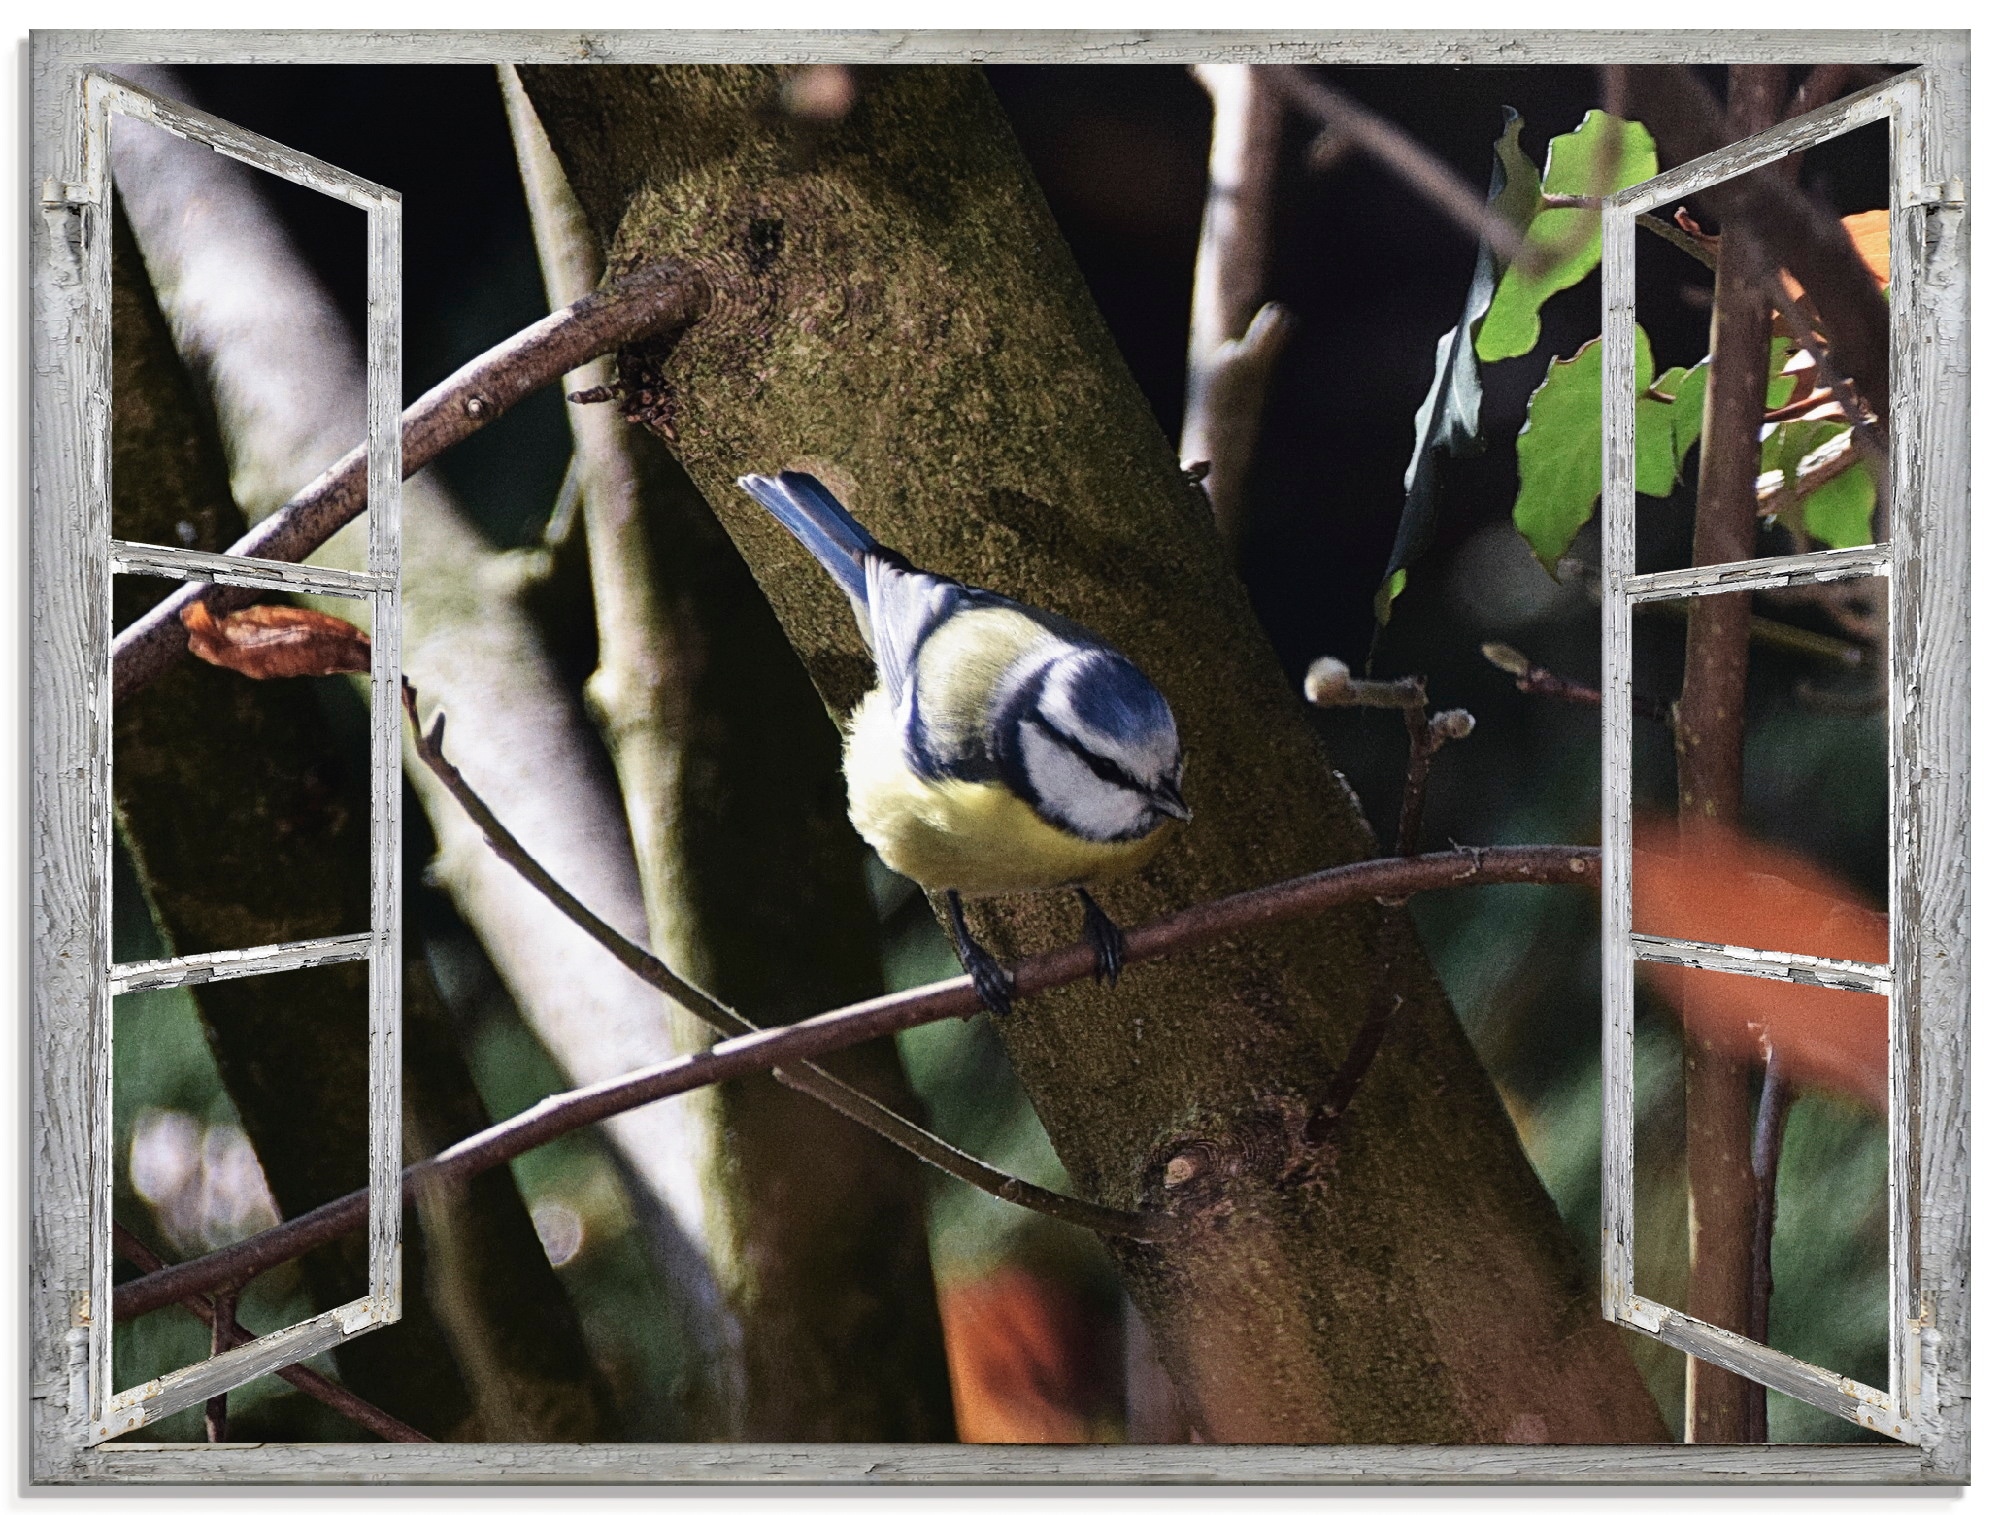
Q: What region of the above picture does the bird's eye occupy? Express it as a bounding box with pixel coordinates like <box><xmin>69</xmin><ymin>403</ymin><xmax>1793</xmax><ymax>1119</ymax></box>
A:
<box><xmin>1076</xmin><ymin>746</ymin><xmax>1132</xmax><ymax>788</ymax></box>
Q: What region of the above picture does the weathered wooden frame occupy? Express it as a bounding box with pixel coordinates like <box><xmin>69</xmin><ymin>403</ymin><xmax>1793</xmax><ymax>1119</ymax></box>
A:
<box><xmin>1600</xmin><ymin>66</ymin><xmax>1967</xmax><ymax>1468</ymax></box>
<box><xmin>27</xmin><ymin>27</ymin><xmax>1967</xmax><ymax>1487</ymax></box>
<box><xmin>36</xmin><ymin>68</ymin><xmax>406</xmax><ymax>1449</ymax></box>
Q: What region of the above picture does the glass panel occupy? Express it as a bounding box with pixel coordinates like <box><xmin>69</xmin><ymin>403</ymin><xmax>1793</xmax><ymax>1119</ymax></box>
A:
<box><xmin>1629</xmin><ymin>971</ymin><xmax>1889</xmax><ymax>1437</ymax></box>
<box><xmin>110</xmin><ymin>627</ymin><xmax>375</xmax><ymax>961</ymax></box>
<box><xmin>108</xmin><ymin>110</ymin><xmax>369</xmax><ymax>559</ymax></box>
<box><xmin>111</xmin><ymin>959</ymin><xmax>372</xmax><ymax>1439</ymax></box>
<box><xmin>1628</xmin><ymin>585</ymin><xmax>1888</xmax><ymax>961</ymax></box>
<box><xmin>1628</xmin><ymin>119</ymin><xmax>1890</xmax><ymax>578</ymax></box>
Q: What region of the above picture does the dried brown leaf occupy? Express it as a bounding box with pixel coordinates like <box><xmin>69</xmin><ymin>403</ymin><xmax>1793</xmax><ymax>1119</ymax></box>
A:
<box><xmin>181</xmin><ymin>599</ymin><xmax>372</xmax><ymax>679</ymax></box>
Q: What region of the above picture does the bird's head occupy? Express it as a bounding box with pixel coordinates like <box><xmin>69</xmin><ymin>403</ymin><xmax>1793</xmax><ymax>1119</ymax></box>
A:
<box><xmin>1018</xmin><ymin>649</ymin><xmax>1189</xmax><ymax>843</ymax></box>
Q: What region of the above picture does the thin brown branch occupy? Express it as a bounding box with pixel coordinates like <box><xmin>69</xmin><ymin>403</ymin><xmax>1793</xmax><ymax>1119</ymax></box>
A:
<box><xmin>113</xmin><ymin>842</ymin><xmax>1602</xmax><ymax>1323</ymax></box>
<box><xmin>1303</xmin><ymin>656</ymin><xmax>1426</xmax><ymax>711</ymax></box>
<box><xmin>1272</xmin><ymin>67</ymin><xmax>1532</xmax><ymax>271</ymax></box>
<box><xmin>1481</xmin><ymin>642</ymin><xmax>1673</xmax><ymax>725</ymax></box>
<box><xmin>1678</xmin><ymin>63</ymin><xmax>1785</xmax><ymax>1447</ymax></box>
<box><xmin>109</xmin><ymin>260</ymin><xmax>711</xmax><ymax>705</ymax></box>
<box><xmin>1303</xmin><ymin>659</ymin><xmax>1472</xmax><ymax>856</ymax></box>
<box><xmin>1397</xmin><ymin>705</ymin><xmax>1475</xmax><ymax>858</ymax></box>
<box><xmin>205</xmin><ymin>1290</ymin><xmax>234</xmax><ymax>1443</ymax></box>
<box><xmin>1747</xmin><ymin>1049</ymin><xmax>1796</xmax><ymax>1348</ymax></box>
<box><xmin>112</xmin><ymin>1224</ymin><xmax>432</xmax><ymax>1443</ymax></box>
<box><xmin>400</xmin><ymin>681</ymin><xmax>1166</xmax><ymax>1244</ymax></box>
<box><xmin>1626</xmin><ymin>66</ymin><xmax>1891</xmax><ymax>423</ymax></box>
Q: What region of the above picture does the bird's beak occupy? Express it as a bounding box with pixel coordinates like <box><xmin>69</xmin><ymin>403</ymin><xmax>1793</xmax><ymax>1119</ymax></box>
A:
<box><xmin>1153</xmin><ymin>783</ymin><xmax>1191</xmax><ymax>823</ymax></box>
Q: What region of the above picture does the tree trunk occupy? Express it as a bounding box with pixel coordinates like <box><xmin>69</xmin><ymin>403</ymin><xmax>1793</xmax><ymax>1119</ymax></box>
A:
<box><xmin>522</xmin><ymin>62</ymin><xmax>1668</xmax><ymax>1443</ymax></box>
<box><xmin>110</xmin><ymin>202</ymin><xmax>613</xmax><ymax>1441</ymax></box>
<box><xmin>503</xmin><ymin>71</ymin><xmax>953</xmax><ymax>1441</ymax></box>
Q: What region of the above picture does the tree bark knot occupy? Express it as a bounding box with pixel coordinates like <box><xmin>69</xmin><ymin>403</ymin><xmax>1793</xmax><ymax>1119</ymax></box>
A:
<box><xmin>1144</xmin><ymin>1095</ymin><xmax>1340</xmax><ymax>1230</ymax></box>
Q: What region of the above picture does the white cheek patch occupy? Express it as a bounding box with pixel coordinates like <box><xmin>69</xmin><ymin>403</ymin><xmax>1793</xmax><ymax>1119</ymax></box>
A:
<box><xmin>1042</xmin><ymin>657</ymin><xmax>1181</xmax><ymax>792</ymax></box>
<box><xmin>1020</xmin><ymin>724</ymin><xmax>1151</xmax><ymax>843</ymax></box>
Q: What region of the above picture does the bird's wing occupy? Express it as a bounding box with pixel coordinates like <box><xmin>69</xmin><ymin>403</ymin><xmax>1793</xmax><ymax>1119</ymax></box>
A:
<box><xmin>865</xmin><ymin>556</ymin><xmax>969</xmax><ymax>709</ymax></box>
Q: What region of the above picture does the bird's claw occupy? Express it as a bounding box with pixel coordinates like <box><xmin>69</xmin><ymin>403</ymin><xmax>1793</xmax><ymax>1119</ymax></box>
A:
<box><xmin>1076</xmin><ymin>889</ymin><xmax>1126</xmax><ymax>987</ymax></box>
<box><xmin>967</xmin><ymin>950</ymin><xmax>1017</xmax><ymax>1018</ymax></box>
<box><xmin>946</xmin><ymin>890</ymin><xmax>1017</xmax><ymax>1017</ymax></box>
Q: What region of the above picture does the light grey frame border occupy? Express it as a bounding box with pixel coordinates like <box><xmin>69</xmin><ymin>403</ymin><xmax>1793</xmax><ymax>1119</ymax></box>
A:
<box><xmin>28</xmin><ymin>26</ymin><xmax>1967</xmax><ymax>1487</ymax></box>
<box><xmin>34</xmin><ymin>66</ymin><xmax>406</xmax><ymax>1453</ymax></box>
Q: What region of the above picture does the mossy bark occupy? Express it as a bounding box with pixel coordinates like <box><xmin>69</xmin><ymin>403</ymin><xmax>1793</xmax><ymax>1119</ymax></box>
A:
<box><xmin>522</xmin><ymin>63</ymin><xmax>1670</xmax><ymax>1444</ymax></box>
<box><xmin>505</xmin><ymin>74</ymin><xmax>953</xmax><ymax>1440</ymax></box>
<box><xmin>110</xmin><ymin>203</ymin><xmax>614</xmax><ymax>1441</ymax></box>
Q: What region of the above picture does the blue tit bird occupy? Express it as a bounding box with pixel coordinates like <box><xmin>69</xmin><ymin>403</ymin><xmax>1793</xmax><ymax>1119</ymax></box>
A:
<box><xmin>736</xmin><ymin>470</ymin><xmax>1190</xmax><ymax>1016</ymax></box>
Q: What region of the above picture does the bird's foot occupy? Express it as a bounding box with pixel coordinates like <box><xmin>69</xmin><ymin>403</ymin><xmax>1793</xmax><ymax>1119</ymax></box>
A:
<box><xmin>946</xmin><ymin>890</ymin><xmax>1016</xmax><ymax>1017</ymax></box>
<box><xmin>1076</xmin><ymin>888</ymin><xmax>1126</xmax><ymax>987</ymax></box>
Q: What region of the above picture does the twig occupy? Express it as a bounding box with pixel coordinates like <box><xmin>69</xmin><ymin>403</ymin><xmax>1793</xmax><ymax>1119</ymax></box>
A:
<box><xmin>1397</xmin><ymin>706</ymin><xmax>1475</xmax><ymax>858</ymax></box>
<box><xmin>110</xmin><ymin>260</ymin><xmax>712</xmax><ymax>705</ymax></box>
<box><xmin>1271</xmin><ymin>67</ymin><xmax>1534</xmax><ymax>272</ymax></box>
<box><xmin>1481</xmin><ymin>642</ymin><xmax>1673</xmax><ymax>725</ymax></box>
<box><xmin>1302</xmin><ymin>658</ymin><xmax>1474</xmax><ymax>856</ymax></box>
<box><xmin>401</xmin><ymin>681</ymin><xmax>1167</xmax><ymax>1244</ymax></box>
<box><xmin>1747</xmin><ymin>1048</ymin><xmax>1796</xmax><ymax>1347</ymax></box>
<box><xmin>1181</xmin><ymin>64</ymin><xmax>1291</xmax><ymax>553</ymax></box>
<box><xmin>112</xmin><ymin>842</ymin><xmax>1602</xmax><ymax>1322</ymax></box>
<box><xmin>1756</xmin><ymin>426</ymin><xmax>1865</xmax><ymax>516</ymax></box>
<box><xmin>1537</xmin><ymin>196</ymin><xmax>1720</xmax><ymax>273</ymax></box>
<box><xmin>1625</xmin><ymin>67</ymin><xmax>1890</xmax><ymax>424</ymax></box>
<box><xmin>205</xmin><ymin>1290</ymin><xmax>235</xmax><ymax>1442</ymax></box>
<box><xmin>112</xmin><ymin>1223</ymin><xmax>432</xmax><ymax>1443</ymax></box>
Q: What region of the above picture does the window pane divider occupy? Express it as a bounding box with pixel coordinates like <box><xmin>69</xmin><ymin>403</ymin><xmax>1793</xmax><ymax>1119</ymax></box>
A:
<box><xmin>110</xmin><ymin>932</ymin><xmax>377</xmax><ymax>994</ymax></box>
<box><xmin>1623</xmin><ymin>544</ymin><xmax>1889</xmax><ymax>604</ymax></box>
<box><xmin>109</xmin><ymin>539</ymin><xmax>392</xmax><ymax>599</ymax></box>
<box><xmin>1628</xmin><ymin>933</ymin><xmax>1889</xmax><ymax>994</ymax></box>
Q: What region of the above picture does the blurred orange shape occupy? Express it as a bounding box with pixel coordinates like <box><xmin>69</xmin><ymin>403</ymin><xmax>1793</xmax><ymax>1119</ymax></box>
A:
<box><xmin>1633</xmin><ymin>817</ymin><xmax>1888</xmax><ymax>1113</ymax></box>
<box><xmin>938</xmin><ymin>1267</ymin><xmax>1099</xmax><ymax>1444</ymax></box>
<box><xmin>1781</xmin><ymin>209</ymin><xmax>1891</xmax><ymax>303</ymax></box>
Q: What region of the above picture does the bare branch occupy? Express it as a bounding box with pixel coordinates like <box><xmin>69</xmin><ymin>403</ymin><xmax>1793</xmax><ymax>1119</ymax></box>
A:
<box><xmin>401</xmin><ymin>680</ymin><xmax>1168</xmax><ymax>1243</ymax></box>
<box><xmin>1747</xmin><ymin>1050</ymin><xmax>1796</xmax><ymax>1348</ymax></box>
<box><xmin>1273</xmin><ymin>66</ymin><xmax>1531</xmax><ymax>269</ymax></box>
<box><xmin>113</xmin><ymin>842</ymin><xmax>1602</xmax><ymax>1323</ymax></box>
<box><xmin>112</xmin><ymin>1224</ymin><xmax>432</xmax><ymax>1443</ymax></box>
<box><xmin>1482</xmin><ymin>641</ymin><xmax>1673</xmax><ymax>725</ymax></box>
<box><xmin>110</xmin><ymin>260</ymin><xmax>710</xmax><ymax>704</ymax></box>
<box><xmin>1396</xmin><ymin>705</ymin><xmax>1475</xmax><ymax>858</ymax></box>
<box><xmin>1303</xmin><ymin>658</ymin><xmax>1473</xmax><ymax>855</ymax></box>
<box><xmin>1181</xmin><ymin>65</ymin><xmax>1291</xmax><ymax>552</ymax></box>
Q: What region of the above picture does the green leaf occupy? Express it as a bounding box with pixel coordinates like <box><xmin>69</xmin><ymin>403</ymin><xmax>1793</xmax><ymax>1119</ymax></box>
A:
<box><xmin>1376</xmin><ymin>109</ymin><xmax>1542</xmax><ymax>625</ymax></box>
<box><xmin>1802</xmin><ymin>463</ymin><xmax>1876</xmax><ymax>550</ymax></box>
<box><xmin>1476</xmin><ymin>112</ymin><xmax>1658</xmax><ymax>363</ymax></box>
<box><xmin>1762</xmin><ymin>419</ymin><xmax>1847</xmax><ymax>489</ymax></box>
<box><xmin>1668</xmin><ymin>339</ymin><xmax>1808</xmax><ymax>470</ymax></box>
<box><xmin>1373</xmin><ymin>569</ymin><xmax>1408</xmax><ymax>626</ymax></box>
<box><xmin>1514</xmin><ymin>325</ymin><xmax>1674</xmax><ymax>571</ymax></box>
<box><xmin>1670</xmin><ymin>361</ymin><xmax>1708</xmax><ymax>465</ymax></box>
<box><xmin>1636</xmin><ymin>370</ymin><xmax>1680</xmax><ymax>499</ymax></box>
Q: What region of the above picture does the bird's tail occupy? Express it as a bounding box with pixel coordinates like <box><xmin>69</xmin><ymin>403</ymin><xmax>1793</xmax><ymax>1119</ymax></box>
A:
<box><xmin>736</xmin><ymin>471</ymin><xmax>880</xmax><ymax>608</ymax></box>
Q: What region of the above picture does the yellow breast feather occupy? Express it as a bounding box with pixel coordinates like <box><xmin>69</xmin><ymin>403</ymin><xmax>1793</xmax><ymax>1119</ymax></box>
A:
<box><xmin>844</xmin><ymin>686</ymin><xmax>1169</xmax><ymax>897</ymax></box>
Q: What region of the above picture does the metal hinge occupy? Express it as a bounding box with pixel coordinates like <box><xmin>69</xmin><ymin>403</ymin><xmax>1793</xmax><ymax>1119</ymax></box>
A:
<box><xmin>1919</xmin><ymin>177</ymin><xmax>1967</xmax><ymax>210</ymax></box>
<box><xmin>39</xmin><ymin>178</ymin><xmax>91</xmax><ymax>208</ymax></box>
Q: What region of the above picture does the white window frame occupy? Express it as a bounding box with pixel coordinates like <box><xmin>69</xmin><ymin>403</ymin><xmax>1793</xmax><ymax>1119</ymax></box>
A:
<box><xmin>1599</xmin><ymin>68</ymin><xmax>1967</xmax><ymax>1456</ymax></box>
<box><xmin>28</xmin><ymin>28</ymin><xmax>1967</xmax><ymax>1488</ymax></box>
<box><xmin>38</xmin><ymin>70</ymin><xmax>404</xmax><ymax>1446</ymax></box>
